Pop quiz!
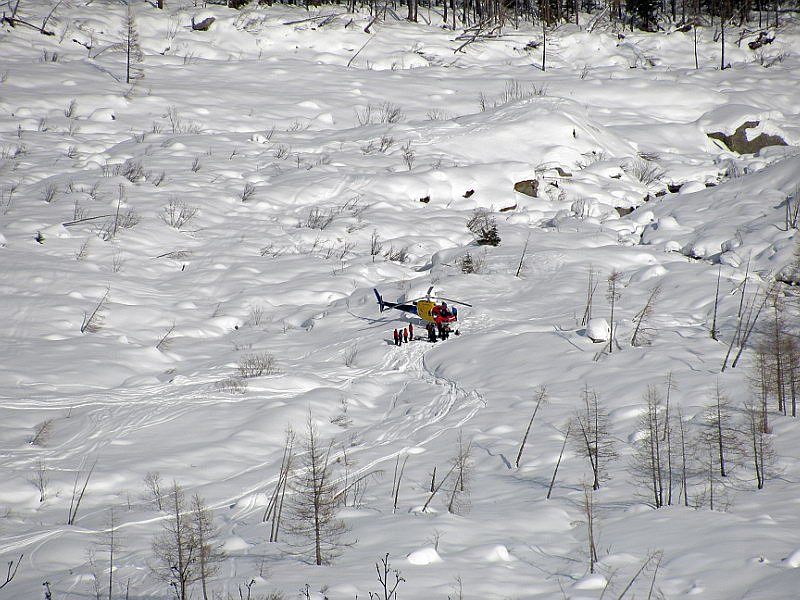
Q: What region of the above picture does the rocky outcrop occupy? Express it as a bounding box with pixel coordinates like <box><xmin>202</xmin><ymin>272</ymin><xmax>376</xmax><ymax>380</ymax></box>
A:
<box><xmin>514</xmin><ymin>179</ymin><xmax>539</xmax><ymax>197</ymax></box>
<box><xmin>708</xmin><ymin>120</ymin><xmax>787</xmax><ymax>155</ymax></box>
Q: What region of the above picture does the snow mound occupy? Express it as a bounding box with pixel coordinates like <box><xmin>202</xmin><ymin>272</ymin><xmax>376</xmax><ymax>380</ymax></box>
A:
<box><xmin>407</xmin><ymin>547</ymin><xmax>443</xmax><ymax>565</ymax></box>
<box><xmin>572</xmin><ymin>573</ymin><xmax>609</xmax><ymax>590</ymax></box>
<box><xmin>783</xmin><ymin>548</ymin><xmax>800</xmax><ymax>568</ymax></box>
<box><xmin>485</xmin><ymin>544</ymin><xmax>513</xmax><ymax>562</ymax></box>
<box><xmin>585</xmin><ymin>318</ymin><xmax>610</xmax><ymax>342</ymax></box>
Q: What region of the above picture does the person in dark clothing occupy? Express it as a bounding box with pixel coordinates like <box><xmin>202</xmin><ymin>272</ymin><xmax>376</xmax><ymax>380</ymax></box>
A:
<box><xmin>403</xmin><ymin>328</ymin><xmax>408</xmax><ymax>343</ymax></box>
<box><xmin>393</xmin><ymin>329</ymin><xmax>399</xmax><ymax>345</ymax></box>
<box><xmin>427</xmin><ymin>322</ymin><xmax>436</xmax><ymax>342</ymax></box>
<box><xmin>409</xmin><ymin>322</ymin><xmax>414</xmax><ymax>340</ymax></box>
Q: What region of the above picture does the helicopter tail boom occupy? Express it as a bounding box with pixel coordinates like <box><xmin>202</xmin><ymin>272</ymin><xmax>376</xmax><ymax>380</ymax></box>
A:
<box><xmin>373</xmin><ymin>288</ymin><xmax>387</xmax><ymax>312</ymax></box>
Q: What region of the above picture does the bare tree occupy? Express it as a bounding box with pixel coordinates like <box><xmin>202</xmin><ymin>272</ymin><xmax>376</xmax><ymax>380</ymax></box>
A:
<box><xmin>546</xmin><ymin>422</ymin><xmax>571</xmax><ymax>500</ymax></box>
<box><xmin>144</xmin><ymin>471</ymin><xmax>165</xmax><ymax>511</ymax></box>
<box><xmin>515</xmin><ymin>386</ymin><xmax>547</xmax><ymax>468</ymax></box>
<box><xmin>581</xmin><ymin>266</ymin><xmax>598</xmax><ymax>327</ymax></box>
<box><xmin>190</xmin><ymin>493</ymin><xmax>224</xmax><ymax>600</ymax></box>
<box><xmin>30</xmin><ymin>458</ymin><xmax>49</xmax><ymax>502</ymax></box>
<box><xmin>391</xmin><ymin>455</ymin><xmax>407</xmax><ymax>514</ymax></box>
<box><xmin>369</xmin><ymin>553</ymin><xmax>405</xmax><ymax>600</ymax></box>
<box><xmin>756</xmin><ymin>291</ymin><xmax>800</xmax><ymax>417</ymax></box>
<box><xmin>630</xmin><ymin>283</ymin><xmax>661</xmax><ymax>347</ymax></box>
<box><xmin>750</xmin><ymin>347</ymin><xmax>773</xmax><ymax>433</ymax></box>
<box><xmin>630</xmin><ymin>386</ymin><xmax>675</xmax><ymax>508</ymax></box>
<box><xmin>97</xmin><ymin>507</ymin><xmax>122</xmax><ymax>600</ymax></box>
<box><xmin>286</xmin><ymin>414</ymin><xmax>349</xmax><ymax>565</ymax></box>
<box><xmin>702</xmin><ymin>381</ymin><xmax>740</xmax><ymax>479</ymax></box>
<box><xmin>446</xmin><ymin>431</ymin><xmax>473</xmax><ymax>515</ymax></box>
<box><xmin>696</xmin><ymin>435</ymin><xmax>728</xmax><ymax>512</ymax></box>
<box><xmin>0</xmin><ymin>554</ymin><xmax>23</xmax><ymax>590</ymax></box>
<box><xmin>152</xmin><ymin>481</ymin><xmax>198</xmax><ymax>600</ymax></box>
<box><xmin>722</xmin><ymin>282</ymin><xmax>771</xmax><ymax>371</ymax></box>
<box><xmin>123</xmin><ymin>4</ymin><xmax>143</xmax><ymax>84</ymax></box>
<box><xmin>264</xmin><ymin>428</ymin><xmax>295</xmax><ymax>542</ymax></box>
<box><xmin>606</xmin><ymin>271</ymin><xmax>622</xmax><ymax>353</ymax></box>
<box><xmin>583</xmin><ymin>484</ymin><xmax>598</xmax><ymax>574</ymax></box>
<box><xmin>68</xmin><ymin>460</ymin><xmax>97</xmax><ymax>525</ymax></box>
<box><xmin>572</xmin><ymin>386</ymin><xmax>616</xmax><ymax>490</ymax></box>
<box><xmin>743</xmin><ymin>399</ymin><xmax>774</xmax><ymax>490</ymax></box>
<box><xmin>711</xmin><ymin>265</ymin><xmax>722</xmax><ymax>340</ymax></box>
<box><xmin>675</xmin><ymin>404</ymin><xmax>691</xmax><ymax>507</ymax></box>
<box><xmin>514</xmin><ymin>232</ymin><xmax>531</xmax><ymax>278</ymax></box>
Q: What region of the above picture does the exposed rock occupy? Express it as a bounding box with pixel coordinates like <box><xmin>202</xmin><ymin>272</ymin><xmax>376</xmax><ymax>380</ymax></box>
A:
<box><xmin>708</xmin><ymin>120</ymin><xmax>787</xmax><ymax>155</ymax></box>
<box><xmin>419</xmin><ymin>195</ymin><xmax>430</xmax><ymax>203</ymax></box>
<box><xmin>463</xmin><ymin>189</ymin><xmax>475</xmax><ymax>198</ymax></box>
<box><xmin>500</xmin><ymin>204</ymin><xmax>517</xmax><ymax>212</ymax></box>
<box><xmin>615</xmin><ymin>206</ymin><xmax>634</xmax><ymax>217</ymax></box>
<box><xmin>191</xmin><ymin>16</ymin><xmax>216</xmax><ymax>31</ymax></box>
<box><xmin>748</xmin><ymin>31</ymin><xmax>774</xmax><ymax>50</ymax></box>
<box><xmin>514</xmin><ymin>179</ymin><xmax>539</xmax><ymax>197</ymax></box>
<box><xmin>554</xmin><ymin>166</ymin><xmax>573</xmax><ymax>177</ymax></box>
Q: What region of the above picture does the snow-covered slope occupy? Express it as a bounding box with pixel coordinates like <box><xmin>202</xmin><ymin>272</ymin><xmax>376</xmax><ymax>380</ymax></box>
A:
<box><xmin>2</xmin><ymin>2</ymin><xmax>800</xmax><ymax>598</ymax></box>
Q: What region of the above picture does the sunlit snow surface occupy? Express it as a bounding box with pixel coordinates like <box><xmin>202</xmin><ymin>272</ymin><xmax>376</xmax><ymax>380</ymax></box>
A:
<box><xmin>2</xmin><ymin>2</ymin><xmax>800</xmax><ymax>598</ymax></box>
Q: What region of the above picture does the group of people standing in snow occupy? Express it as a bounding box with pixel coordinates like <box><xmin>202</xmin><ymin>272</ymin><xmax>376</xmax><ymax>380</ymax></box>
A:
<box><xmin>393</xmin><ymin>323</ymin><xmax>413</xmax><ymax>346</ymax></box>
<box><xmin>392</xmin><ymin>320</ymin><xmax>456</xmax><ymax>345</ymax></box>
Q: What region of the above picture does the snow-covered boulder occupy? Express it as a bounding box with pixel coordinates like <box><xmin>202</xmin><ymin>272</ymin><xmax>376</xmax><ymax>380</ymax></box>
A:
<box><xmin>585</xmin><ymin>318</ymin><xmax>610</xmax><ymax>342</ymax></box>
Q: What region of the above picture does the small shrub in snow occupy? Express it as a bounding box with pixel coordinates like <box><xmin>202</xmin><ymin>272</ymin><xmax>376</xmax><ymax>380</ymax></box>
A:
<box><xmin>360</xmin><ymin>134</ymin><xmax>395</xmax><ymax>154</ymax></box>
<box><xmin>457</xmin><ymin>251</ymin><xmax>486</xmax><ymax>274</ymax></box>
<box><xmin>303</xmin><ymin>207</ymin><xmax>336</xmax><ymax>230</ymax></box>
<box><xmin>273</xmin><ymin>144</ymin><xmax>291</xmax><ymax>159</ymax></box>
<box><xmin>147</xmin><ymin>170</ymin><xmax>166</xmax><ymax>186</ymax></box>
<box><xmin>40</xmin><ymin>50</ymin><xmax>60</xmax><ymax>63</ymax></box>
<box><xmin>248</xmin><ymin>305</ymin><xmax>264</xmax><ymax>327</ymax></box>
<box><xmin>466</xmin><ymin>208</ymin><xmax>500</xmax><ymax>246</ymax></box>
<box><xmin>42</xmin><ymin>183</ymin><xmax>57</xmax><ymax>203</ymax></box>
<box><xmin>401</xmin><ymin>141</ymin><xmax>414</xmax><ymax>171</ymax></box>
<box><xmin>342</xmin><ymin>343</ymin><xmax>358</xmax><ymax>367</ymax></box>
<box><xmin>384</xmin><ymin>245</ymin><xmax>409</xmax><ymax>263</ymax></box>
<box><xmin>30</xmin><ymin>419</ymin><xmax>54</xmax><ymax>446</ymax></box>
<box><xmin>118</xmin><ymin>159</ymin><xmax>146</xmax><ymax>183</ymax></box>
<box><xmin>369</xmin><ymin>230</ymin><xmax>384</xmax><ymax>262</ymax></box>
<box><xmin>626</xmin><ymin>155</ymin><xmax>664</xmax><ymax>186</ymax></box>
<box><xmin>117</xmin><ymin>208</ymin><xmax>140</xmax><ymax>230</ymax></box>
<box><xmin>215</xmin><ymin>376</ymin><xmax>248</xmax><ymax>395</ymax></box>
<box><xmin>74</xmin><ymin>238</ymin><xmax>90</xmax><ymax>261</ymax></box>
<box><xmin>238</xmin><ymin>352</ymin><xmax>277</xmax><ymax>378</ymax></box>
<box><xmin>162</xmin><ymin>199</ymin><xmax>198</xmax><ymax>230</ymax></box>
<box><xmin>165</xmin><ymin>106</ymin><xmax>201</xmax><ymax>134</ymax></box>
<box><xmin>355</xmin><ymin>102</ymin><xmax>405</xmax><ymax>126</ymax></box>
<box><xmin>80</xmin><ymin>288</ymin><xmax>109</xmax><ymax>333</ymax></box>
<box><xmin>64</xmin><ymin>99</ymin><xmax>78</xmax><ymax>118</ymax></box>
<box><xmin>426</xmin><ymin>108</ymin><xmax>452</xmax><ymax>120</ymax></box>
<box><xmin>241</xmin><ymin>182</ymin><xmax>256</xmax><ymax>202</ymax></box>
<box><xmin>1</xmin><ymin>144</ymin><xmax>26</xmax><ymax>159</ymax></box>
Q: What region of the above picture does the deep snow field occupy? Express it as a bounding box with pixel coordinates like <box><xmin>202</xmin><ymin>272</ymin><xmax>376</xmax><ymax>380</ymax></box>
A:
<box><xmin>2</xmin><ymin>2</ymin><xmax>800</xmax><ymax>598</ymax></box>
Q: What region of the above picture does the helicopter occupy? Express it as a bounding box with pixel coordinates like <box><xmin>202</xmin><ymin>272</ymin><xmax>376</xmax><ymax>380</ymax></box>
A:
<box><xmin>373</xmin><ymin>286</ymin><xmax>472</xmax><ymax>338</ymax></box>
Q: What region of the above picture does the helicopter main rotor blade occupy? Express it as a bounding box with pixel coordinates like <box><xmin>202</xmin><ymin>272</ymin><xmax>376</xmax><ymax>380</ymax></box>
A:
<box><xmin>435</xmin><ymin>295</ymin><xmax>473</xmax><ymax>307</ymax></box>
